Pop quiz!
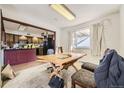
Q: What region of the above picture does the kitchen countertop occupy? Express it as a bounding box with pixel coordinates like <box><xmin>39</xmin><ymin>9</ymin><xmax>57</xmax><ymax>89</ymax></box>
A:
<box><xmin>4</xmin><ymin>48</ymin><xmax>43</xmax><ymax>51</ymax></box>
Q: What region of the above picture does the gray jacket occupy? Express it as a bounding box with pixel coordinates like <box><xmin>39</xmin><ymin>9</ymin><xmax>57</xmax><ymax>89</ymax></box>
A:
<box><xmin>94</xmin><ymin>49</ymin><xmax>124</xmax><ymax>88</ymax></box>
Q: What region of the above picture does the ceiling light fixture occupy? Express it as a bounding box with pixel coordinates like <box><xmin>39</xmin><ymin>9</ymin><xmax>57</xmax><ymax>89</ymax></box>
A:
<box><xmin>50</xmin><ymin>4</ymin><xmax>75</xmax><ymax>21</ymax></box>
<box><xmin>19</xmin><ymin>35</ymin><xmax>27</xmax><ymax>40</ymax></box>
<box><xmin>18</xmin><ymin>25</ymin><xmax>27</xmax><ymax>31</ymax></box>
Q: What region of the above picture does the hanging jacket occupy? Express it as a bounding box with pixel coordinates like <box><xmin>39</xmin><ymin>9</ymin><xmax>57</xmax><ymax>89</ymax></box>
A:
<box><xmin>94</xmin><ymin>49</ymin><xmax>124</xmax><ymax>88</ymax></box>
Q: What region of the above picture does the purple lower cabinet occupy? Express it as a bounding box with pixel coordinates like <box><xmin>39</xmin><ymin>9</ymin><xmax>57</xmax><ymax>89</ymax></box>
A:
<box><xmin>4</xmin><ymin>49</ymin><xmax>37</xmax><ymax>65</ymax></box>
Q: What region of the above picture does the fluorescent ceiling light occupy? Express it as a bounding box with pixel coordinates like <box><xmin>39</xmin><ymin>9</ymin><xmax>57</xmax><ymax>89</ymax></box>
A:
<box><xmin>50</xmin><ymin>4</ymin><xmax>75</xmax><ymax>21</ymax></box>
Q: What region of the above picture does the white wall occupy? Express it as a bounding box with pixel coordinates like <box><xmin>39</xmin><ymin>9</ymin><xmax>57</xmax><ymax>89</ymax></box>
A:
<box><xmin>60</xmin><ymin>12</ymin><xmax>120</xmax><ymax>54</ymax></box>
<box><xmin>103</xmin><ymin>13</ymin><xmax>120</xmax><ymax>52</ymax></box>
<box><xmin>120</xmin><ymin>5</ymin><xmax>124</xmax><ymax>57</ymax></box>
<box><xmin>59</xmin><ymin>30</ymin><xmax>69</xmax><ymax>52</ymax></box>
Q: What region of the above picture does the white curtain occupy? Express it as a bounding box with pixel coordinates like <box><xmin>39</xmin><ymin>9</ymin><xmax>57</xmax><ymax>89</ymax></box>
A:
<box><xmin>90</xmin><ymin>23</ymin><xmax>106</xmax><ymax>56</ymax></box>
<box><xmin>68</xmin><ymin>31</ymin><xmax>73</xmax><ymax>52</ymax></box>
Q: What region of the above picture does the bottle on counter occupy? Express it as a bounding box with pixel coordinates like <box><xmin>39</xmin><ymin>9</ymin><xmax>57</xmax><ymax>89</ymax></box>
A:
<box><xmin>13</xmin><ymin>42</ymin><xmax>19</xmax><ymax>49</ymax></box>
<box><xmin>1</xmin><ymin>41</ymin><xmax>10</xmax><ymax>49</ymax></box>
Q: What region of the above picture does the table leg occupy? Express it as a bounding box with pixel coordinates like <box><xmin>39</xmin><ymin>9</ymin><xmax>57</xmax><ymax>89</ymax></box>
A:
<box><xmin>49</xmin><ymin>63</ymin><xmax>69</xmax><ymax>88</ymax></box>
<box><xmin>72</xmin><ymin>64</ymin><xmax>78</xmax><ymax>72</ymax></box>
<box><xmin>49</xmin><ymin>63</ymin><xmax>63</xmax><ymax>78</ymax></box>
<box><xmin>49</xmin><ymin>63</ymin><xmax>78</xmax><ymax>88</ymax></box>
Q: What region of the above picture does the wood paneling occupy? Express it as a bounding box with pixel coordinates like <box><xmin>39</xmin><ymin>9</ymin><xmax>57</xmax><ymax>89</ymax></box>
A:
<box><xmin>4</xmin><ymin>49</ymin><xmax>37</xmax><ymax>65</ymax></box>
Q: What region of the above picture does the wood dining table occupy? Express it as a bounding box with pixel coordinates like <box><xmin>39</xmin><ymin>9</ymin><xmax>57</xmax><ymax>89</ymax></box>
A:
<box><xmin>37</xmin><ymin>52</ymin><xmax>86</xmax><ymax>78</ymax></box>
<box><xmin>37</xmin><ymin>53</ymin><xmax>86</xmax><ymax>88</ymax></box>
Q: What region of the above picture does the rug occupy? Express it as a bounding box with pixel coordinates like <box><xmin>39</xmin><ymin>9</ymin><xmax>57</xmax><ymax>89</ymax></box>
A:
<box><xmin>3</xmin><ymin>62</ymin><xmax>81</xmax><ymax>88</ymax></box>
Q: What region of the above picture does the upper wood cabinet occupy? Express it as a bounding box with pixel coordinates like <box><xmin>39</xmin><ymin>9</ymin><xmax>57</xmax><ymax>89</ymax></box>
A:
<box><xmin>14</xmin><ymin>35</ymin><xmax>19</xmax><ymax>43</ymax></box>
<box><xmin>9</xmin><ymin>34</ymin><xmax>14</xmax><ymax>42</ymax></box>
<box><xmin>38</xmin><ymin>38</ymin><xmax>43</xmax><ymax>44</ymax></box>
<box><xmin>5</xmin><ymin>33</ymin><xmax>14</xmax><ymax>48</ymax></box>
<box><xmin>6</xmin><ymin>33</ymin><xmax>10</xmax><ymax>43</ymax></box>
<box><xmin>27</xmin><ymin>36</ymin><xmax>32</xmax><ymax>43</ymax></box>
<box><xmin>5</xmin><ymin>33</ymin><xmax>43</xmax><ymax>47</ymax></box>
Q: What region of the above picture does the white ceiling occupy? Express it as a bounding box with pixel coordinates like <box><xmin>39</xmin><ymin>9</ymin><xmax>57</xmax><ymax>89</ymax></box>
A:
<box><xmin>0</xmin><ymin>4</ymin><xmax>120</xmax><ymax>29</ymax></box>
<box><xmin>4</xmin><ymin>20</ymin><xmax>54</xmax><ymax>34</ymax></box>
<box><xmin>4</xmin><ymin>20</ymin><xmax>54</xmax><ymax>37</ymax></box>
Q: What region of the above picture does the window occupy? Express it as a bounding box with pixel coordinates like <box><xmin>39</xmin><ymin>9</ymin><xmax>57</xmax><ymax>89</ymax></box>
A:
<box><xmin>72</xmin><ymin>28</ymin><xmax>90</xmax><ymax>49</ymax></box>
